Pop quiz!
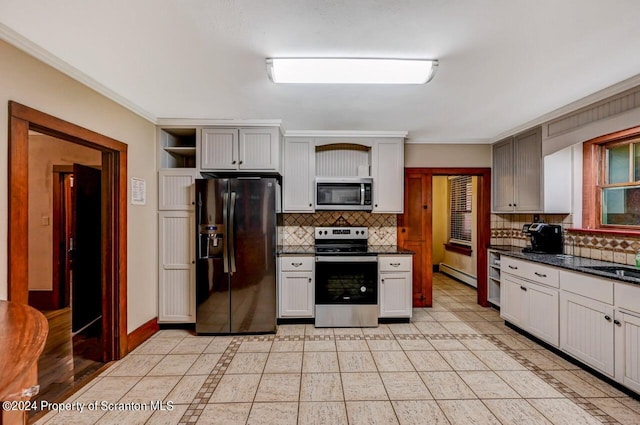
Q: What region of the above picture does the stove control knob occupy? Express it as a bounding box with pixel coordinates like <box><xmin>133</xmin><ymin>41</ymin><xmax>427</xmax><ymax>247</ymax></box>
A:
<box><xmin>324</xmin><ymin>231</ymin><xmax>328</xmax><ymax>235</ymax></box>
<box><xmin>360</xmin><ymin>286</ymin><xmax>366</xmax><ymax>293</ymax></box>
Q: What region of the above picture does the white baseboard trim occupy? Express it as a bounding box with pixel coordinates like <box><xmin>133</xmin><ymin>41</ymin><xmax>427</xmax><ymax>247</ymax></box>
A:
<box><xmin>439</xmin><ymin>263</ymin><xmax>477</xmax><ymax>288</ymax></box>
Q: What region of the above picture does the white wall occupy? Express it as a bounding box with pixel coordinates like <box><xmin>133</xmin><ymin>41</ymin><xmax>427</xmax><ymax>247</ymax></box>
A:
<box><xmin>405</xmin><ymin>144</ymin><xmax>491</xmax><ymax>168</ymax></box>
<box><xmin>0</xmin><ymin>39</ymin><xmax>157</xmax><ymax>333</ymax></box>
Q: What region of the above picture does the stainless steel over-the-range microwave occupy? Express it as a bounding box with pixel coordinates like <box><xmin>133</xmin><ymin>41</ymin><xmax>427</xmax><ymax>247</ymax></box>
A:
<box><xmin>315</xmin><ymin>177</ymin><xmax>373</xmax><ymax>211</ymax></box>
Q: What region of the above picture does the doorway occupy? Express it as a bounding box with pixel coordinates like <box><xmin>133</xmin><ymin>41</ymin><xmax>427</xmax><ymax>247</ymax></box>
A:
<box><xmin>8</xmin><ymin>102</ymin><xmax>128</xmax><ymax>360</ymax></box>
<box><xmin>398</xmin><ymin>168</ymin><xmax>491</xmax><ymax>307</ymax></box>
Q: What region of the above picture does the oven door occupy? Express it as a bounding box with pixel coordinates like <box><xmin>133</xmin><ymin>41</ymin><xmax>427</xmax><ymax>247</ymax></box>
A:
<box><xmin>315</xmin><ymin>256</ymin><xmax>378</xmax><ymax>327</ymax></box>
<box><xmin>315</xmin><ymin>256</ymin><xmax>377</xmax><ymax>304</ymax></box>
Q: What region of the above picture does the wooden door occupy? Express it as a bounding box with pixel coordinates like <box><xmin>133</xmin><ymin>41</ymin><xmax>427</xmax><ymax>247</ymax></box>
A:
<box><xmin>398</xmin><ymin>172</ymin><xmax>432</xmax><ymax>306</ymax></box>
<box><xmin>71</xmin><ymin>164</ymin><xmax>102</xmax><ymax>333</ymax></box>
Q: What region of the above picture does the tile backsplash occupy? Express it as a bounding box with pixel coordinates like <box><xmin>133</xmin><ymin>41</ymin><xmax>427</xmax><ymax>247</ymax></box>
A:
<box><xmin>491</xmin><ymin>213</ymin><xmax>640</xmax><ymax>266</ymax></box>
<box><xmin>281</xmin><ymin>212</ymin><xmax>397</xmax><ymax>246</ymax></box>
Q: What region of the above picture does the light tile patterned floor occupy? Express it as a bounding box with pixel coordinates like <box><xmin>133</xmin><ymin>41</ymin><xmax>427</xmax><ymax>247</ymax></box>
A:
<box><xmin>35</xmin><ymin>273</ymin><xmax>640</xmax><ymax>424</ymax></box>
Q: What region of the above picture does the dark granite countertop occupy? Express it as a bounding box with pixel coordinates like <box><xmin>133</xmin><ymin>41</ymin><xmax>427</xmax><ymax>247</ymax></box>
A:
<box><xmin>277</xmin><ymin>245</ymin><xmax>414</xmax><ymax>255</ymax></box>
<box><xmin>277</xmin><ymin>245</ymin><xmax>316</xmax><ymax>255</ymax></box>
<box><xmin>488</xmin><ymin>245</ymin><xmax>640</xmax><ymax>285</ymax></box>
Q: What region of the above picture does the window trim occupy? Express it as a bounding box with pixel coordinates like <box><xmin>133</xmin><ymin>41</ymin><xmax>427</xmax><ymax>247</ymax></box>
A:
<box><xmin>447</xmin><ymin>175</ymin><xmax>473</xmax><ymax>246</ymax></box>
<box><xmin>583</xmin><ymin>125</ymin><xmax>640</xmax><ymax>234</ymax></box>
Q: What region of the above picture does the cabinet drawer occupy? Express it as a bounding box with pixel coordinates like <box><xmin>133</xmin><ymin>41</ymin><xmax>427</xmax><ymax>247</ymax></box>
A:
<box><xmin>501</xmin><ymin>257</ymin><xmax>559</xmax><ymax>288</ymax></box>
<box><xmin>379</xmin><ymin>255</ymin><xmax>412</xmax><ymax>272</ymax></box>
<box><xmin>280</xmin><ymin>256</ymin><xmax>314</xmax><ymax>272</ymax></box>
<box><xmin>560</xmin><ymin>270</ymin><xmax>613</xmax><ymax>304</ymax></box>
<box><xmin>616</xmin><ymin>283</ymin><xmax>640</xmax><ymax>314</ymax></box>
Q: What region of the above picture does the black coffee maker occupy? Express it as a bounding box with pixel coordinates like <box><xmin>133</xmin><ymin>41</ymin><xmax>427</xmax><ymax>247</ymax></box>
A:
<box><xmin>522</xmin><ymin>223</ymin><xmax>563</xmax><ymax>254</ymax></box>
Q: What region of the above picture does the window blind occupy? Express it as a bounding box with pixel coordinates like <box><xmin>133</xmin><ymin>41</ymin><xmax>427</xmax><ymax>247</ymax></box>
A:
<box><xmin>449</xmin><ymin>175</ymin><xmax>472</xmax><ymax>246</ymax></box>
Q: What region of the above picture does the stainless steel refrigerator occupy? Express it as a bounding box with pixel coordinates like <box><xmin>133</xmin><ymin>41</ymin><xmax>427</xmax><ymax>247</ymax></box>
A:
<box><xmin>195</xmin><ymin>177</ymin><xmax>277</xmax><ymax>334</ymax></box>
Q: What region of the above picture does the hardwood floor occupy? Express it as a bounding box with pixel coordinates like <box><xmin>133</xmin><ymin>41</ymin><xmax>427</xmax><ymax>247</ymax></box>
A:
<box><xmin>31</xmin><ymin>308</ymin><xmax>105</xmax><ymax>417</ymax></box>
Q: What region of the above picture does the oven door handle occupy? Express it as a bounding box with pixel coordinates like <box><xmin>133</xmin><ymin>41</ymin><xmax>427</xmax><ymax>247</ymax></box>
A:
<box><xmin>316</xmin><ymin>256</ymin><xmax>378</xmax><ymax>263</ymax></box>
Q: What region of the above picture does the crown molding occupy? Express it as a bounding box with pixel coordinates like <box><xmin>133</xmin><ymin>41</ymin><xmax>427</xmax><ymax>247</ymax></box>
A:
<box><xmin>156</xmin><ymin>118</ymin><xmax>282</xmax><ymax>127</ymax></box>
<box><xmin>0</xmin><ymin>22</ymin><xmax>157</xmax><ymax>123</ymax></box>
<box><xmin>493</xmin><ymin>73</ymin><xmax>640</xmax><ymax>143</ymax></box>
<box><xmin>405</xmin><ymin>137</ymin><xmax>492</xmax><ymax>144</ymax></box>
<box><xmin>284</xmin><ymin>130</ymin><xmax>408</xmax><ymax>138</ymax></box>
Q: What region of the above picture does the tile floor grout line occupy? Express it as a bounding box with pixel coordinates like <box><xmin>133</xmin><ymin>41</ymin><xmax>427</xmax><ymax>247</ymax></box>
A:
<box><xmin>177</xmin><ymin>336</ymin><xmax>242</xmax><ymax>425</ymax></box>
<box><xmin>485</xmin><ymin>334</ymin><xmax>621</xmax><ymax>425</ymax></box>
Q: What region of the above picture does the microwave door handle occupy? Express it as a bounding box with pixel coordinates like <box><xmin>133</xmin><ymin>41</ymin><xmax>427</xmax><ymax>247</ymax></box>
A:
<box><xmin>361</xmin><ymin>183</ymin><xmax>365</xmax><ymax>205</ymax></box>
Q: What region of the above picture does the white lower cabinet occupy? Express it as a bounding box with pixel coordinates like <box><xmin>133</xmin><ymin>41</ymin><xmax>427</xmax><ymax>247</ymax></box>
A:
<box><xmin>560</xmin><ymin>291</ymin><xmax>615</xmax><ymax>376</ymax></box>
<box><xmin>278</xmin><ymin>256</ymin><xmax>314</xmax><ymax>318</ymax></box>
<box><xmin>615</xmin><ymin>310</ymin><xmax>640</xmax><ymax>393</ymax></box>
<box><xmin>526</xmin><ymin>282</ymin><xmax>559</xmax><ymax>346</ymax></box>
<box><xmin>501</xmin><ymin>256</ymin><xmax>640</xmax><ymax>392</ymax></box>
<box><xmin>615</xmin><ymin>281</ymin><xmax>640</xmax><ymax>392</ymax></box>
<box><xmin>500</xmin><ymin>276</ymin><xmax>526</xmax><ymax>327</ymax></box>
<box><xmin>379</xmin><ymin>255</ymin><xmax>412</xmax><ymax>318</ymax></box>
<box><xmin>158</xmin><ymin>212</ymin><xmax>195</xmax><ymax>323</ymax></box>
<box><xmin>500</xmin><ymin>274</ymin><xmax>558</xmax><ymax>346</ymax></box>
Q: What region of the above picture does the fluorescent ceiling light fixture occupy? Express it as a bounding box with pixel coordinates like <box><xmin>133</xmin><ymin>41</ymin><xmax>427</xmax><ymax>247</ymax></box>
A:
<box><xmin>266</xmin><ymin>58</ymin><xmax>438</xmax><ymax>84</ymax></box>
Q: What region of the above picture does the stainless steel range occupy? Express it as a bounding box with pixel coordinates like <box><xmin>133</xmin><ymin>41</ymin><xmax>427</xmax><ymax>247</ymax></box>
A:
<box><xmin>314</xmin><ymin>227</ymin><xmax>378</xmax><ymax>327</ymax></box>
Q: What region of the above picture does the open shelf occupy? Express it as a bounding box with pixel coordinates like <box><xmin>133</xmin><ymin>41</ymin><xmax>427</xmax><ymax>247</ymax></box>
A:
<box><xmin>488</xmin><ymin>250</ymin><xmax>501</xmax><ymax>307</ymax></box>
<box><xmin>159</xmin><ymin>128</ymin><xmax>197</xmax><ymax>168</ymax></box>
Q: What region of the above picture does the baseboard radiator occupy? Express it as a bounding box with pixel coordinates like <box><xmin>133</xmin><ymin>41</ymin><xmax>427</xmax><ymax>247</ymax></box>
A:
<box><xmin>439</xmin><ymin>263</ymin><xmax>477</xmax><ymax>288</ymax></box>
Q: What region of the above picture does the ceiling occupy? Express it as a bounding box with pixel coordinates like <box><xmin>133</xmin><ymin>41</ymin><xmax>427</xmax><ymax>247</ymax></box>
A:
<box><xmin>2</xmin><ymin>0</ymin><xmax>640</xmax><ymax>143</ymax></box>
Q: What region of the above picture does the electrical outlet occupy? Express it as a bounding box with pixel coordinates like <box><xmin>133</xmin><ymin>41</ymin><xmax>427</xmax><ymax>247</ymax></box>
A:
<box><xmin>41</xmin><ymin>216</ymin><xmax>50</xmax><ymax>226</ymax></box>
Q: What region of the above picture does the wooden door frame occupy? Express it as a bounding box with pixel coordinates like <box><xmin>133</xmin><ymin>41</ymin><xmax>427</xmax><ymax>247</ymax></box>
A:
<box><xmin>402</xmin><ymin>167</ymin><xmax>491</xmax><ymax>307</ymax></box>
<box><xmin>8</xmin><ymin>101</ymin><xmax>128</xmax><ymax>360</ymax></box>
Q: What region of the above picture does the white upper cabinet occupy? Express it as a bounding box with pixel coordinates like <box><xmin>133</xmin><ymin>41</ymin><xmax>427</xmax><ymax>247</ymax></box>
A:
<box><xmin>283</xmin><ymin>138</ymin><xmax>316</xmax><ymax>212</ymax></box>
<box><xmin>371</xmin><ymin>138</ymin><xmax>404</xmax><ymax>213</ymax></box>
<box><xmin>201</xmin><ymin>127</ymin><xmax>280</xmax><ymax>172</ymax></box>
<box><xmin>201</xmin><ymin>128</ymin><xmax>238</xmax><ymax>170</ymax></box>
<box><xmin>492</xmin><ymin>127</ymin><xmax>543</xmax><ymax>212</ymax></box>
<box><xmin>492</xmin><ymin>126</ymin><xmax>572</xmax><ymax>213</ymax></box>
<box><xmin>158</xmin><ymin>169</ymin><xmax>198</xmax><ymax>210</ymax></box>
<box><xmin>543</xmin><ymin>146</ymin><xmax>573</xmax><ymax>213</ymax></box>
<box><xmin>239</xmin><ymin>128</ymin><xmax>280</xmax><ymax>170</ymax></box>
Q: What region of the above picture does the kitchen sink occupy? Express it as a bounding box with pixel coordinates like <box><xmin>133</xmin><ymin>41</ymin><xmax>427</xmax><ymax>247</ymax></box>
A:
<box><xmin>583</xmin><ymin>266</ymin><xmax>640</xmax><ymax>279</ymax></box>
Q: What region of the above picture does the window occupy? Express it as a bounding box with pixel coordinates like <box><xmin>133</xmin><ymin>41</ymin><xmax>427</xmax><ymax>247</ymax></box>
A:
<box><xmin>448</xmin><ymin>175</ymin><xmax>472</xmax><ymax>245</ymax></box>
<box><xmin>601</xmin><ymin>140</ymin><xmax>640</xmax><ymax>227</ymax></box>
<box><xmin>583</xmin><ymin>127</ymin><xmax>640</xmax><ymax>232</ymax></box>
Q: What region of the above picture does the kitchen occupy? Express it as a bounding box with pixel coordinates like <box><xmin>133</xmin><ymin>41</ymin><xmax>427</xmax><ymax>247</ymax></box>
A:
<box><xmin>2</xmin><ymin>1</ymin><xmax>640</xmax><ymax>424</ymax></box>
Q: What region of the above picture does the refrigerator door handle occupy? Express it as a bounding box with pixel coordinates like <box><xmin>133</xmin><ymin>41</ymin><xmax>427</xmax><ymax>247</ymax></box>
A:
<box><xmin>229</xmin><ymin>192</ymin><xmax>237</xmax><ymax>274</ymax></box>
<box><xmin>222</xmin><ymin>192</ymin><xmax>229</xmax><ymax>273</ymax></box>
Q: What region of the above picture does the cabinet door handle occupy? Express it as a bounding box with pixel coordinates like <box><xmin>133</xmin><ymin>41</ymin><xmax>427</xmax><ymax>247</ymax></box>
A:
<box><xmin>381</xmin><ymin>278</ymin><xmax>385</xmax><ymax>283</ymax></box>
<box><xmin>239</xmin><ymin>160</ymin><xmax>243</xmax><ymax>164</ymax></box>
<box><xmin>308</xmin><ymin>278</ymin><xmax>312</xmax><ymax>282</ymax></box>
<box><xmin>232</xmin><ymin>160</ymin><xmax>237</xmax><ymax>164</ymax></box>
<box><xmin>520</xmin><ymin>286</ymin><xmax>527</xmax><ymax>291</ymax></box>
<box><xmin>605</xmin><ymin>315</ymin><xmax>611</xmax><ymax>321</ymax></box>
<box><xmin>508</xmin><ymin>203</ymin><xmax>512</xmax><ymax>207</ymax></box>
<box><xmin>390</xmin><ymin>263</ymin><xmax>401</xmax><ymax>267</ymax></box>
<box><xmin>291</xmin><ymin>262</ymin><xmax>303</xmax><ymax>267</ymax></box>
<box><xmin>534</xmin><ymin>272</ymin><xmax>547</xmax><ymax>278</ymax></box>
<box><xmin>309</xmin><ymin>203</ymin><xmax>312</xmax><ymax>207</ymax></box>
<box><xmin>614</xmin><ymin>319</ymin><xmax>621</xmax><ymax>325</ymax></box>
<box><xmin>509</xmin><ymin>265</ymin><xmax>518</xmax><ymax>270</ymax></box>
